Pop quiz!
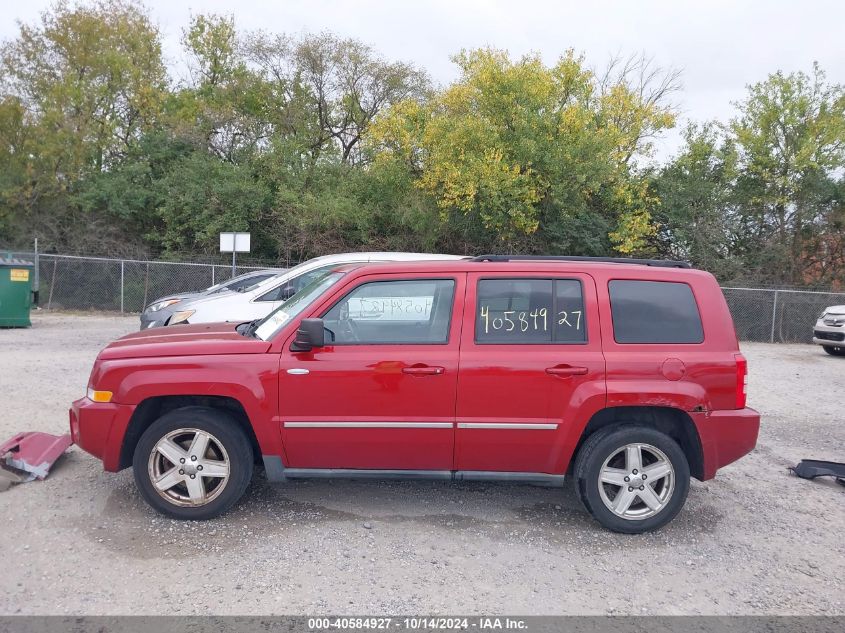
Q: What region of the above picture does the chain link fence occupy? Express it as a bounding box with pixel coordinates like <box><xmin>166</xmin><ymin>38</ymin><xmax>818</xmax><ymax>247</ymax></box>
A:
<box><xmin>5</xmin><ymin>251</ymin><xmax>844</xmax><ymax>343</ymax></box>
<box><xmin>721</xmin><ymin>287</ymin><xmax>845</xmax><ymax>343</ymax></box>
<box><xmin>5</xmin><ymin>252</ymin><xmax>292</xmax><ymax>314</ymax></box>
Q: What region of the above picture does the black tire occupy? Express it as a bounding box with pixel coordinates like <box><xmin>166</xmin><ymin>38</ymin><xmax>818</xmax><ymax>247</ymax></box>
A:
<box><xmin>573</xmin><ymin>425</ymin><xmax>690</xmax><ymax>534</ymax></box>
<box><xmin>823</xmin><ymin>345</ymin><xmax>845</xmax><ymax>356</ymax></box>
<box><xmin>133</xmin><ymin>406</ymin><xmax>253</xmax><ymax>520</ymax></box>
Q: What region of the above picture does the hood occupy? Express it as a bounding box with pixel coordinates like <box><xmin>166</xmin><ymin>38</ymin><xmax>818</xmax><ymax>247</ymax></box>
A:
<box><xmin>144</xmin><ymin>291</ymin><xmax>202</xmax><ymax>310</ymax></box>
<box><xmin>99</xmin><ymin>322</ymin><xmax>272</xmax><ymax>360</ymax></box>
<box><xmin>824</xmin><ymin>305</ymin><xmax>845</xmax><ymax>315</ymax></box>
<box><xmin>175</xmin><ymin>288</ymin><xmax>241</xmax><ymax>308</ymax></box>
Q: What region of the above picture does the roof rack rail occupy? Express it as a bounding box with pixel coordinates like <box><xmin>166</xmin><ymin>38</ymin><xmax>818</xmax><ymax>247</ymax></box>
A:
<box><xmin>471</xmin><ymin>254</ymin><xmax>692</xmax><ymax>268</ymax></box>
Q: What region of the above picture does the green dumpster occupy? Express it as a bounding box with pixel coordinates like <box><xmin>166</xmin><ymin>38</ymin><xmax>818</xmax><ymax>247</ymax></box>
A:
<box><xmin>0</xmin><ymin>257</ymin><xmax>34</xmax><ymax>327</ymax></box>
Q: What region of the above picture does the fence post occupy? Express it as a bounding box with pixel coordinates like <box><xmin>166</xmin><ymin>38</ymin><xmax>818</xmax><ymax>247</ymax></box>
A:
<box><xmin>143</xmin><ymin>262</ymin><xmax>150</xmax><ymax>309</ymax></box>
<box><xmin>33</xmin><ymin>237</ymin><xmax>39</xmax><ymax>306</ymax></box>
<box><xmin>47</xmin><ymin>258</ymin><xmax>57</xmax><ymax>310</ymax></box>
<box><xmin>770</xmin><ymin>289</ymin><xmax>779</xmax><ymax>343</ymax></box>
<box><xmin>120</xmin><ymin>260</ymin><xmax>125</xmax><ymax>314</ymax></box>
<box><xmin>211</xmin><ymin>265</ymin><xmax>215</xmax><ymax>286</ymax></box>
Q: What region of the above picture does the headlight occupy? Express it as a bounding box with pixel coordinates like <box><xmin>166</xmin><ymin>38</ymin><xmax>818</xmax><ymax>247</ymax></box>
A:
<box><xmin>169</xmin><ymin>310</ymin><xmax>195</xmax><ymax>325</ymax></box>
<box><xmin>819</xmin><ymin>311</ymin><xmax>828</xmax><ymax>320</ymax></box>
<box><xmin>147</xmin><ymin>298</ymin><xmax>182</xmax><ymax>312</ymax></box>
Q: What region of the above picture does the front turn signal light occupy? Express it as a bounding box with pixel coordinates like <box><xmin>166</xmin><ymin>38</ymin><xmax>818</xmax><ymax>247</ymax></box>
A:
<box><xmin>87</xmin><ymin>388</ymin><xmax>113</xmax><ymax>403</ymax></box>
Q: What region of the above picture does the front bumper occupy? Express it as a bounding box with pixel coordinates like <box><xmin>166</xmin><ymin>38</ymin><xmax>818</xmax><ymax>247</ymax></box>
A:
<box><xmin>139</xmin><ymin>312</ymin><xmax>166</xmax><ymax>330</ymax></box>
<box><xmin>70</xmin><ymin>397</ymin><xmax>136</xmax><ymax>471</ymax></box>
<box><xmin>691</xmin><ymin>407</ymin><xmax>760</xmax><ymax>480</ymax></box>
<box><xmin>812</xmin><ymin>320</ymin><xmax>845</xmax><ymax>346</ymax></box>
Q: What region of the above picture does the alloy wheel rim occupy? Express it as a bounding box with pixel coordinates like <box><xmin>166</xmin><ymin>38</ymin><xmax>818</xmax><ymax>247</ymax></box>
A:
<box><xmin>148</xmin><ymin>428</ymin><xmax>230</xmax><ymax>507</ymax></box>
<box><xmin>597</xmin><ymin>442</ymin><xmax>675</xmax><ymax>521</ymax></box>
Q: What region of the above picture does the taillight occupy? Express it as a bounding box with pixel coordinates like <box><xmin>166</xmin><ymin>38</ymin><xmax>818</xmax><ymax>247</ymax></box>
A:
<box><xmin>735</xmin><ymin>353</ymin><xmax>748</xmax><ymax>409</ymax></box>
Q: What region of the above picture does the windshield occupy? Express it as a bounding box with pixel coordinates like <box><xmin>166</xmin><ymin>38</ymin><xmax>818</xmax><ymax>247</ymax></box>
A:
<box><xmin>204</xmin><ymin>271</ymin><xmax>269</xmax><ymax>294</ymax></box>
<box><xmin>213</xmin><ymin>272</ymin><xmax>278</xmax><ymax>294</ymax></box>
<box><xmin>253</xmin><ymin>271</ymin><xmax>345</xmax><ymax>341</ymax></box>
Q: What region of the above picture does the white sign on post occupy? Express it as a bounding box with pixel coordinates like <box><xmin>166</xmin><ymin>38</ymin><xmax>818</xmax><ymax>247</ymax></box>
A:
<box><xmin>219</xmin><ymin>232</ymin><xmax>251</xmax><ymax>253</ymax></box>
<box><xmin>220</xmin><ymin>232</ymin><xmax>251</xmax><ymax>276</ymax></box>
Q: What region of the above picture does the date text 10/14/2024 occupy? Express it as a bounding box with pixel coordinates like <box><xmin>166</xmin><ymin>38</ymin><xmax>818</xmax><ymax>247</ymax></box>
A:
<box><xmin>308</xmin><ymin>617</ymin><xmax>529</xmax><ymax>630</ymax></box>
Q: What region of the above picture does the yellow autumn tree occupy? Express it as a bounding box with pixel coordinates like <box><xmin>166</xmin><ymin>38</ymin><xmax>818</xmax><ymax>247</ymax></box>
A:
<box><xmin>369</xmin><ymin>48</ymin><xmax>677</xmax><ymax>252</ymax></box>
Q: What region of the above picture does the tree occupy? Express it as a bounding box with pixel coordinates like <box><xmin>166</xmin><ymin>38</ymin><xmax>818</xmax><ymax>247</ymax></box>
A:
<box><xmin>172</xmin><ymin>13</ymin><xmax>268</xmax><ymax>163</ymax></box>
<box><xmin>154</xmin><ymin>152</ymin><xmax>272</xmax><ymax>255</ymax></box>
<box><xmin>1</xmin><ymin>0</ymin><xmax>166</xmax><ymax>175</ymax></box>
<box><xmin>653</xmin><ymin>123</ymin><xmax>743</xmax><ymax>279</ymax></box>
<box><xmin>368</xmin><ymin>48</ymin><xmax>678</xmax><ymax>253</ymax></box>
<box><xmin>730</xmin><ymin>63</ymin><xmax>845</xmax><ymax>284</ymax></box>
<box><xmin>293</xmin><ymin>32</ymin><xmax>430</xmax><ymax>165</ymax></box>
<box><xmin>0</xmin><ymin>0</ymin><xmax>166</xmax><ymax>252</ymax></box>
<box><xmin>73</xmin><ymin>132</ymin><xmax>194</xmax><ymax>242</ymax></box>
<box><xmin>0</xmin><ymin>97</ymin><xmax>31</xmax><ymax>240</ymax></box>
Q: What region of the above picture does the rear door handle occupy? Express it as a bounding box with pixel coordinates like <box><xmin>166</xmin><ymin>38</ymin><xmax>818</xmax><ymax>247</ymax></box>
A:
<box><xmin>545</xmin><ymin>365</ymin><xmax>588</xmax><ymax>376</ymax></box>
<box><xmin>402</xmin><ymin>366</ymin><xmax>445</xmax><ymax>376</ymax></box>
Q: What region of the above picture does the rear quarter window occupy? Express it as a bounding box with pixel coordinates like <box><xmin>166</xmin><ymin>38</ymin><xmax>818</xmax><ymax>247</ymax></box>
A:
<box><xmin>608</xmin><ymin>280</ymin><xmax>703</xmax><ymax>344</ymax></box>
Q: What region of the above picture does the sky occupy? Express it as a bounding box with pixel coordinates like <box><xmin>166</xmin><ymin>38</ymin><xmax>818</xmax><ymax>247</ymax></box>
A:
<box><xmin>2</xmin><ymin>0</ymin><xmax>844</xmax><ymax>160</ymax></box>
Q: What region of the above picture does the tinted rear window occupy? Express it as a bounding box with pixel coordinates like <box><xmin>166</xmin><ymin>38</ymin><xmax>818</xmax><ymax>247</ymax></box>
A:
<box><xmin>609</xmin><ymin>280</ymin><xmax>703</xmax><ymax>344</ymax></box>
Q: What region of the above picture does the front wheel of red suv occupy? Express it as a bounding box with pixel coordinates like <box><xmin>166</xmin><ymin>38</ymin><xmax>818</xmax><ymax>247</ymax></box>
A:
<box><xmin>573</xmin><ymin>425</ymin><xmax>690</xmax><ymax>534</ymax></box>
<box><xmin>132</xmin><ymin>406</ymin><xmax>254</xmax><ymax>520</ymax></box>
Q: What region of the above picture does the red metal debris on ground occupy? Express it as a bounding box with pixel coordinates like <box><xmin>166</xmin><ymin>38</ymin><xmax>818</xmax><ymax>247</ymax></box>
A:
<box><xmin>0</xmin><ymin>432</ymin><xmax>73</xmax><ymax>482</ymax></box>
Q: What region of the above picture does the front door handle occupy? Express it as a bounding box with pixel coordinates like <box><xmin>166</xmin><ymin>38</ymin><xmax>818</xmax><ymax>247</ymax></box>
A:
<box><xmin>545</xmin><ymin>365</ymin><xmax>588</xmax><ymax>376</ymax></box>
<box><xmin>402</xmin><ymin>366</ymin><xmax>445</xmax><ymax>376</ymax></box>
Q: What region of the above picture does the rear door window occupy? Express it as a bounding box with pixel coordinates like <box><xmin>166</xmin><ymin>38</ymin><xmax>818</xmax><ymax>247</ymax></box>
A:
<box><xmin>475</xmin><ymin>278</ymin><xmax>586</xmax><ymax>344</ymax></box>
<box><xmin>608</xmin><ymin>280</ymin><xmax>703</xmax><ymax>344</ymax></box>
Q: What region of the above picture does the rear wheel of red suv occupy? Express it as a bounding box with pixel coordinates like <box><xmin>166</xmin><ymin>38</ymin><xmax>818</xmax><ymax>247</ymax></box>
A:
<box><xmin>573</xmin><ymin>425</ymin><xmax>690</xmax><ymax>534</ymax></box>
<box><xmin>132</xmin><ymin>406</ymin><xmax>253</xmax><ymax>520</ymax></box>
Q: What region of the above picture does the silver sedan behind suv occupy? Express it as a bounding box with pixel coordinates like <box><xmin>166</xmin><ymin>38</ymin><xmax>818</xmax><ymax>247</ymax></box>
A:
<box><xmin>140</xmin><ymin>269</ymin><xmax>283</xmax><ymax>330</ymax></box>
<box><xmin>813</xmin><ymin>305</ymin><xmax>845</xmax><ymax>355</ymax></box>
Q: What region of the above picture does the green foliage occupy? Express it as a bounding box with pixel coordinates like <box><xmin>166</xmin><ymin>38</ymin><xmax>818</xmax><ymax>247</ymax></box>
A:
<box><xmin>655</xmin><ymin>65</ymin><xmax>845</xmax><ymax>285</ymax></box>
<box><xmin>0</xmin><ymin>0</ymin><xmax>166</xmax><ymax>253</ymax></box>
<box><xmin>154</xmin><ymin>153</ymin><xmax>272</xmax><ymax>255</ymax></box>
<box><xmin>653</xmin><ymin>123</ymin><xmax>743</xmax><ymax>279</ymax></box>
<box><xmin>1</xmin><ymin>1</ymin><xmax>843</xmax><ymax>287</ymax></box>
<box><xmin>729</xmin><ymin>63</ymin><xmax>845</xmax><ymax>284</ymax></box>
<box><xmin>1</xmin><ymin>0</ymin><xmax>166</xmax><ymax>175</ymax></box>
<box><xmin>369</xmin><ymin>49</ymin><xmax>676</xmax><ymax>253</ymax></box>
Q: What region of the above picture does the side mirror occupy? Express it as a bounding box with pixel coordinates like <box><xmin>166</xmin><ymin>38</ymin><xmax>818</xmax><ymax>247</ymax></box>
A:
<box><xmin>280</xmin><ymin>285</ymin><xmax>297</xmax><ymax>300</ymax></box>
<box><xmin>291</xmin><ymin>318</ymin><xmax>325</xmax><ymax>352</ymax></box>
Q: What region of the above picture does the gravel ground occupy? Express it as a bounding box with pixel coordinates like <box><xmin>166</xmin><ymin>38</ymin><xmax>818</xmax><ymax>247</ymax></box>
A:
<box><xmin>0</xmin><ymin>312</ymin><xmax>843</xmax><ymax>615</ymax></box>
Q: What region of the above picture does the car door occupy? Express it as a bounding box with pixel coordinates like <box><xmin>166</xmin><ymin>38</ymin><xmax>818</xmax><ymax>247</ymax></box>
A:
<box><xmin>279</xmin><ymin>272</ymin><xmax>466</xmax><ymax>470</ymax></box>
<box><xmin>455</xmin><ymin>272</ymin><xmax>605</xmax><ymax>474</ymax></box>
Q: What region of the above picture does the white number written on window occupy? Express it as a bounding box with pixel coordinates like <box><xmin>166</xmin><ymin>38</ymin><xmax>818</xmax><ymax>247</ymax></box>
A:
<box><xmin>479</xmin><ymin>305</ymin><xmax>582</xmax><ymax>334</ymax></box>
<box><xmin>347</xmin><ymin>296</ymin><xmax>434</xmax><ymax>321</ymax></box>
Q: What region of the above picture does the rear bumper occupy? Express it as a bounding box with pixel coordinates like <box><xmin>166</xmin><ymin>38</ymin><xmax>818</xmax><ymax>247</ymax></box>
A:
<box><xmin>691</xmin><ymin>407</ymin><xmax>760</xmax><ymax>480</ymax></box>
<box><xmin>70</xmin><ymin>397</ymin><xmax>136</xmax><ymax>472</ymax></box>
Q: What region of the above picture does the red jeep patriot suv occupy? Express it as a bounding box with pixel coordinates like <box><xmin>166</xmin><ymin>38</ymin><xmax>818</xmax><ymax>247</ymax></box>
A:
<box><xmin>70</xmin><ymin>255</ymin><xmax>759</xmax><ymax>533</ymax></box>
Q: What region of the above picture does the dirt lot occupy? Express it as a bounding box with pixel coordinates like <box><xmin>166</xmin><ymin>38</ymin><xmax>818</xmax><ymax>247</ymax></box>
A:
<box><xmin>0</xmin><ymin>312</ymin><xmax>843</xmax><ymax>615</ymax></box>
